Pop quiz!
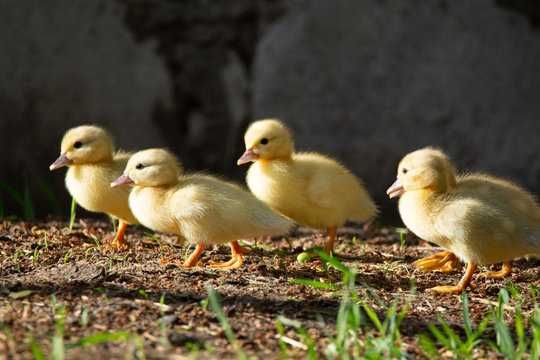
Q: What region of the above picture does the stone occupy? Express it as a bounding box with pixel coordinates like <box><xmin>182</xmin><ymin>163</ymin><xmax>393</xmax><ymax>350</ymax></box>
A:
<box><xmin>0</xmin><ymin>0</ymin><xmax>171</xmax><ymax>215</ymax></box>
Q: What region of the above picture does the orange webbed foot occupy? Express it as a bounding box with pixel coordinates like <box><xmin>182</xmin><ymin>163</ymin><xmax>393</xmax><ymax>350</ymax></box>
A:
<box><xmin>209</xmin><ymin>254</ymin><xmax>244</xmax><ymax>270</ymax></box>
<box><xmin>426</xmin><ymin>262</ymin><xmax>477</xmax><ymax>295</ymax></box>
<box><xmin>182</xmin><ymin>244</ymin><xmax>205</xmax><ymax>268</ymax></box>
<box><xmin>428</xmin><ymin>285</ymin><xmax>466</xmax><ymax>295</ymax></box>
<box><xmin>479</xmin><ymin>261</ymin><xmax>512</xmax><ymax>279</ymax></box>
<box><xmin>414</xmin><ymin>251</ymin><xmax>459</xmax><ymax>272</ymax></box>
<box><xmin>208</xmin><ymin>240</ymin><xmax>245</xmax><ymax>270</ymax></box>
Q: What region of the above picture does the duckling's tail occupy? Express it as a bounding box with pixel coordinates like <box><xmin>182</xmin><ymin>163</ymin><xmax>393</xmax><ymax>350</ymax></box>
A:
<box><xmin>265</xmin><ymin>214</ymin><xmax>294</xmax><ymax>236</ymax></box>
<box><xmin>252</xmin><ymin>208</ymin><xmax>294</xmax><ymax>237</ymax></box>
<box><xmin>527</xmin><ymin>230</ymin><xmax>540</xmax><ymax>255</ymax></box>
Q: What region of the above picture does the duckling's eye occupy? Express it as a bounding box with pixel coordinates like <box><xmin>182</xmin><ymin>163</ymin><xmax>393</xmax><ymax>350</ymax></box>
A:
<box><xmin>260</xmin><ymin>138</ymin><xmax>269</xmax><ymax>145</ymax></box>
<box><xmin>402</xmin><ymin>168</ymin><xmax>408</xmax><ymax>174</ymax></box>
<box><xmin>73</xmin><ymin>141</ymin><xmax>83</xmax><ymax>149</ymax></box>
<box><xmin>135</xmin><ymin>163</ymin><xmax>144</xmax><ymax>170</ymax></box>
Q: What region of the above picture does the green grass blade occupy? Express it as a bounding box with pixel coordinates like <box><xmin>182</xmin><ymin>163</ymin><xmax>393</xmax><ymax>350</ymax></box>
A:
<box><xmin>29</xmin><ymin>337</ymin><xmax>46</xmax><ymax>360</ymax></box>
<box><xmin>461</xmin><ymin>293</ymin><xmax>473</xmax><ymax>338</ymax></box>
<box><xmin>69</xmin><ymin>197</ymin><xmax>77</xmax><ymax>231</ymax></box>
<box><xmin>493</xmin><ymin>311</ymin><xmax>515</xmax><ymax>356</ymax></box>
<box><xmin>531</xmin><ymin>308</ymin><xmax>540</xmax><ymax>359</ymax></box>
<box><xmin>427</xmin><ymin>323</ymin><xmax>450</xmax><ymax>348</ymax></box>
<box><xmin>206</xmin><ymin>286</ymin><xmax>246</xmax><ymax>360</ymax></box>
<box><xmin>275</xmin><ymin>319</ymin><xmax>289</xmax><ymax>358</ymax></box>
<box><xmin>335</xmin><ymin>296</ymin><xmax>351</xmax><ymax>347</ymax></box>
<box><xmin>22</xmin><ymin>182</ymin><xmax>34</xmax><ymax>220</ymax></box>
<box><xmin>67</xmin><ymin>331</ymin><xmax>131</xmax><ymax>348</ymax></box>
<box><xmin>289</xmin><ymin>278</ymin><xmax>338</xmax><ymax>290</ymax></box>
<box><xmin>52</xmin><ymin>305</ymin><xmax>66</xmax><ymax>360</ymax></box>
<box><xmin>362</xmin><ymin>303</ymin><xmax>384</xmax><ymax>333</ymax></box>
<box><xmin>438</xmin><ymin>318</ymin><xmax>461</xmax><ymax>353</ymax></box>
<box><xmin>514</xmin><ymin>305</ymin><xmax>525</xmax><ymax>355</ymax></box>
<box><xmin>313</xmin><ymin>249</ymin><xmax>350</xmax><ymax>274</ymax></box>
<box><xmin>418</xmin><ymin>334</ymin><xmax>439</xmax><ymax>360</ymax></box>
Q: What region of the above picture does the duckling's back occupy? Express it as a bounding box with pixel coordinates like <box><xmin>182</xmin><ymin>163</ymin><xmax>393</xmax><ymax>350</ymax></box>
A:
<box><xmin>247</xmin><ymin>152</ymin><xmax>376</xmax><ymax>228</ymax></box>
<box><xmin>438</xmin><ymin>174</ymin><xmax>540</xmax><ymax>262</ymax></box>
<box><xmin>172</xmin><ymin>174</ymin><xmax>292</xmax><ymax>244</ymax></box>
<box><xmin>455</xmin><ymin>174</ymin><xmax>540</xmax><ymax>227</ymax></box>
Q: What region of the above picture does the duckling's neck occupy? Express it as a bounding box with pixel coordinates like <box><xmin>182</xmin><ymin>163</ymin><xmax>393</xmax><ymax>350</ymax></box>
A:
<box><xmin>257</xmin><ymin>156</ymin><xmax>292</xmax><ymax>166</ymax></box>
<box><xmin>399</xmin><ymin>188</ymin><xmax>443</xmax><ymax>222</ymax></box>
<box><xmin>402</xmin><ymin>188</ymin><xmax>442</xmax><ymax>206</ymax></box>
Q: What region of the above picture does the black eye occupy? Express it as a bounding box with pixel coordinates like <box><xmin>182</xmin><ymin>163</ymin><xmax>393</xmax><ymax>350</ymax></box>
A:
<box><xmin>136</xmin><ymin>163</ymin><xmax>144</xmax><ymax>170</ymax></box>
<box><xmin>73</xmin><ymin>141</ymin><xmax>83</xmax><ymax>149</ymax></box>
<box><xmin>260</xmin><ymin>138</ymin><xmax>269</xmax><ymax>145</ymax></box>
<box><xmin>402</xmin><ymin>168</ymin><xmax>408</xmax><ymax>174</ymax></box>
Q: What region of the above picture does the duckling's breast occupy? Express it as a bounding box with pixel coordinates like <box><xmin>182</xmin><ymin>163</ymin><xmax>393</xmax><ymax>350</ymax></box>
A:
<box><xmin>129</xmin><ymin>187</ymin><xmax>178</xmax><ymax>235</ymax></box>
<box><xmin>246</xmin><ymin>161</ymin><xmax>315</xmax><ymax>226</ymax></box>
<box><xmin>66</xmin><ymin>165</ymin><xmax>135</xmax><ymax>223</ymax></box>
<box><xmin>398</xmin><ymin>191</ymin><xmax>447</xmax><ymax>246</ymax></box>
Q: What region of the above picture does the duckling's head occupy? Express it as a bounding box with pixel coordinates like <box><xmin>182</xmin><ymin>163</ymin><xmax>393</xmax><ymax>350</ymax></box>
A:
<box><xmin>387</xmin><ymin>147</ymin><xmax>457</xmax><ymax>199</ymax></box>
<box><xmin>49</xmin><ymin>125</ymin><xmax>114</xmax><ymax>170</ymax></box>
<box><xmin>111</xmin><ymin>148</ymin><xmax>182</xmax><ymax>188</ymax></box>
<box><xmin>237</xmin><ymin>119</ymin><xmax>294</xmax><ymax>165</ymax></box>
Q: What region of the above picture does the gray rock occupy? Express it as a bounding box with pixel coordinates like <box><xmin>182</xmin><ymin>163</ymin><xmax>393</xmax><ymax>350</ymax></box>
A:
<box><xmin>0</xmin><ymin>0</ymin><xmax>171</xmax><ymax>214</ymax></box>
<box><xmin>253</xmin><ymin>0</ymin><xmax>540</xmax><ymax>219</ymax></box>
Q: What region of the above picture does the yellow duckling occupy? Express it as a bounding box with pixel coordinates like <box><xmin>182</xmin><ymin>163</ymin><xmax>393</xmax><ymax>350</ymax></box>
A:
<box><xmin>387</xmin><ymin>147</ymin><xmax>540</xmax><ymax>294</ymax></box>
<box><xmin>111</xmin><ymin>148</ymin><xmax>293</xmax><ymax>270</ymax></box>
<box><xmin>237</xmin><ymin>119</ymin><xmax>377</xmax><ymax>253</ymax></box>
<box><xmin>49</xmin><ymin>125</ymin><xmax>137</xmax><ymax>249</ymax></box>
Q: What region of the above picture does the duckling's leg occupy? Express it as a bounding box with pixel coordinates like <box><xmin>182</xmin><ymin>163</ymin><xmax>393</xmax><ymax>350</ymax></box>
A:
<box><xmin>324</xmin><ymin>226</ymin><xmax>337</xmax><ymax>254</ymax></box>
<box><xmin>428</xmin><ymin>262</ymin><xmax>477</xmax><ymax>295</ymax></box>
<box><xmin>479</xmin><ymin>261</ymin><xmax>512</xmax><ymax>279</ymax></box>
<box><xmin>110</xmin><ymin>220</ymin><xmax>128</xmax><ymax>250</ymax></box>
<box><xmin>183</xmin><ymin>244</ymin><xmax>205</xmax><ymax>268</ymax></box>
<box><xmin>209</xmin><ymin>241</ymin><xmax>244</xmax><ymax>270</ymax></box>
<box><xmin>414</xmin><ymin>251</ymin><xmax>460</xmax><ymax>272</ymax></box>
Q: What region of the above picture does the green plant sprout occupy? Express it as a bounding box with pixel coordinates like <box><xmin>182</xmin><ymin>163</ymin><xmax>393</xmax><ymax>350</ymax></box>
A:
<box><xmin>68</xmin><ymin>197</ymin><xmax>77</xmax><ymax>231</ymax></box>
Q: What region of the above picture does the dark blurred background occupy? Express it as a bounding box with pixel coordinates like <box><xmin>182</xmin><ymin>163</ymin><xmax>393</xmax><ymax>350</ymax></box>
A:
<box><xmin>1</xmin><ymin>0</ymin><xmax>539</xmax><ymax>223</ymax></box>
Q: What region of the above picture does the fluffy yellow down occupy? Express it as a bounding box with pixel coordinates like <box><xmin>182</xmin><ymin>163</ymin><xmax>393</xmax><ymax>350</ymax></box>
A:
<box><xmin>395</xmin><ymin>147</ymin><xmax>540</xmax><ymax>265</ymax></box>
<box><xmin>55</xmin><ymin>125</ymin><xmax>137</xmax><ymax>224</ymax></box>
<box><xmin>242</xmin><ymin>119</ymin><xmax>377</xmax><ymax>229</ymax></box>
<box><xmin>124</xmin><ymin>148</ymin><xmax>293</xmax><ymax>245</ymax></box>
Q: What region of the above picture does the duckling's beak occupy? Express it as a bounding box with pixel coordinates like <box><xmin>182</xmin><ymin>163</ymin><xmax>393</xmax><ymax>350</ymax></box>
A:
<box><xmin>237</xmin><ymin>148</ymin><xmax>259</xmax><ymax>165</ymax></box>
<box><xmin>49</xmin><ymin>153</ymin><xmax>72</xmax><ymax>171</ymax></box>
<box><xmin>111</xmin><ymin>174</ymin><xmax>134</xmax><ymax>188</ymax></box>
<box><xmin>387</xmin><ymin>178</ymin><xmax>405</xmax><ymax>199</ymax></box>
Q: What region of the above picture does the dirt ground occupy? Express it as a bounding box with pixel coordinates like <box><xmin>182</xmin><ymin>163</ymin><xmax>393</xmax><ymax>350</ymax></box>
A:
<box><xmin>0</xmin><ymin>219</ymin><xmax>539</xmax><ymax>359</ymax></box>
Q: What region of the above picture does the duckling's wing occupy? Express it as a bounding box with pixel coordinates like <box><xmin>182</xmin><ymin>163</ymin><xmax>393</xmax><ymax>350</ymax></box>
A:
<box><xmin>432</xmin><ymin>198</ymin><xmax>538</xmax><ymax>263</ymax></box>
<box><xmin>306</xmin><ymin>165</ymin><xmax>369</xmax><ymax>211</ymax></box>
<box><xmin>170</xmin><ymin>183</ymin><xmax>212</xmax><ymax>222</ymax></box>
<box><xmin>306</xmin><ymin>171</ymin><xmax>335</xmax><ymax>209</ymax></box>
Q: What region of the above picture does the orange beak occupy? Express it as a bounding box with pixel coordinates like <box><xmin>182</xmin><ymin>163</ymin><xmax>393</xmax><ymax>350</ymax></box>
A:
<box><xmin>237</xmin><ymin>148</ymin><xmax>259</xmax><ymax>165</ymax></box>
<box><xmin>49</xmin><ymin>153</ymin><xmax>72</xmax><ymax>171</ymax></box>
<box><xmin>386</xmin><ymin>178</ymin><xmax>405</xmax><ymax>199</ymax></box>
<box><xmin>111</xmin><ymin>174</ymin><xmax>134</xmax><ymax>188</ymax></box>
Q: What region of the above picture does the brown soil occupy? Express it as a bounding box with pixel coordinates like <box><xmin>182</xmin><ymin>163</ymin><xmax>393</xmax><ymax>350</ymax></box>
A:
<box><xmin>0</xmin><ymin>219</ymin><xmax>538</xmax><ymax>359</ymax></box>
